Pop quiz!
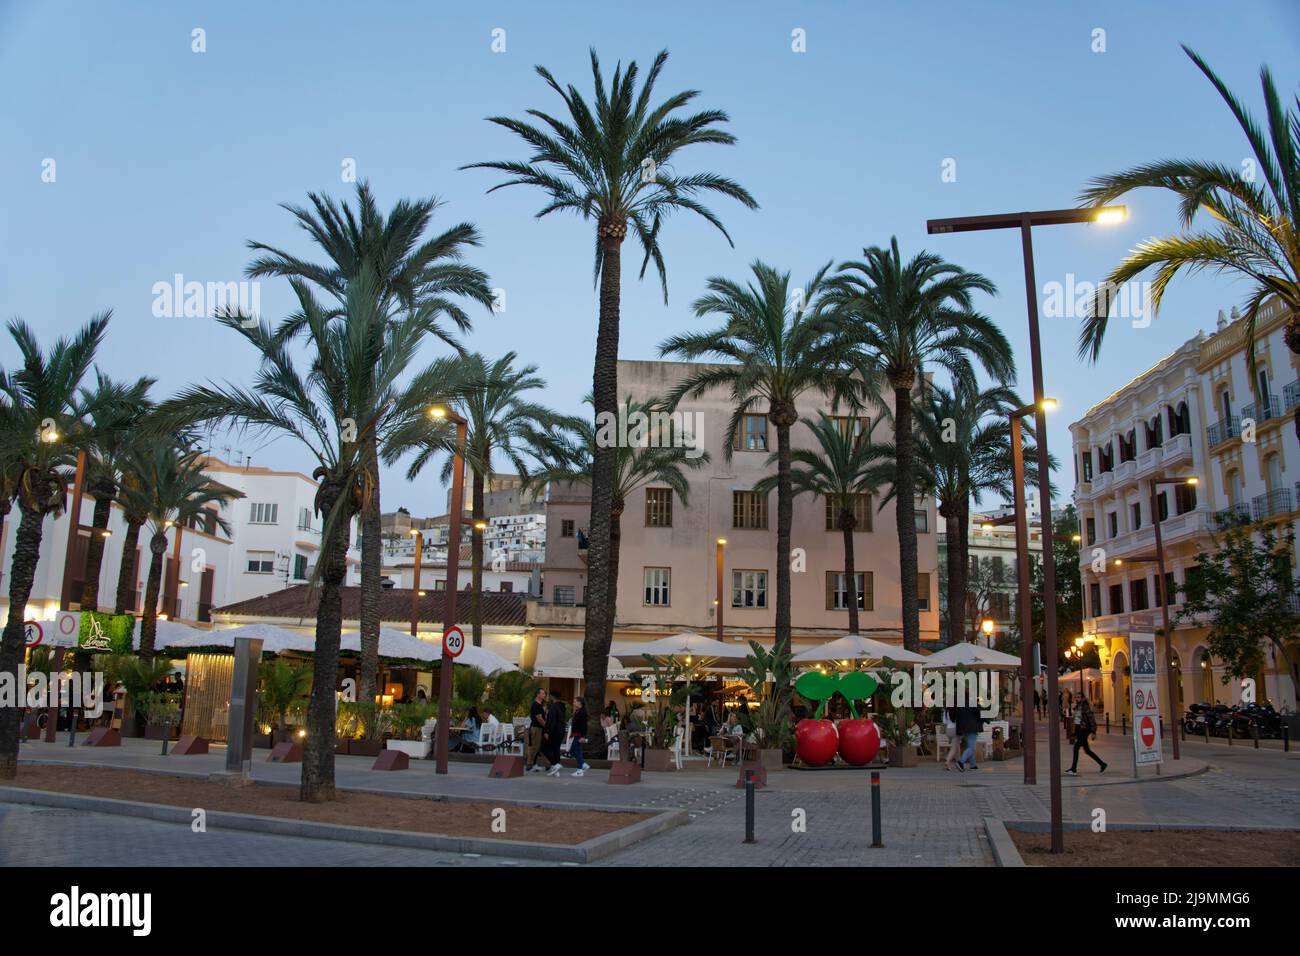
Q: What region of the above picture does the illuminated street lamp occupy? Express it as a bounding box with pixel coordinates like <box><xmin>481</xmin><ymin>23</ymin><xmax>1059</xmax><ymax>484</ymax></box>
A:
<box><xmin>427</xmin><ymin>405</ymin><xmax>468</xmax><ymax>774</ymax></box>
<box><xmin>409</xmin><ymin>529</ymin><xmax>423</xmax><ymax>638</ymax></box>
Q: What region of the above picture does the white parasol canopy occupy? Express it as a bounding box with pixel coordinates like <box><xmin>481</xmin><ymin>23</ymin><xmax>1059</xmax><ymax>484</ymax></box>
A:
<box><xmin>166</xmin><ymin>622</ymin><xmax>316</xmax><ymax>655</ymax></box>
<box><xmin>616</xmin><ymin>632</ymin><xmax>750</xmax><ymax>667</ymax></box>
<box><xmin>922</xmin><ymin>642</ymin><xmax>1022</xmax><ymax>671</ymax></box>
<box><xmin>791</xmin><ymin>633</ymin><xmax>927</xmax><ymax>665</ymax></box>
<box><xmin>341</xmin><ymin>627</ymin><xmax>438</xmax><ymax>662</ymax></box>
<box><xmin>131</xmin><ymin>618</ymin><xmax>207</xmax><ymax>651</ymax></box>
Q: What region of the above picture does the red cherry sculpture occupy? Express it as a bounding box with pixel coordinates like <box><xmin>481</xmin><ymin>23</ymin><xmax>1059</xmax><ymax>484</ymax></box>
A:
<box><xmin>795</xmin><ymin>719</ymin><xmax>839</xmax><ymax>767</ymax></box>
<box><xmin>837</xmin><ymin>718</ymin><xmax>881</xmax><ymax>766</ymax></box>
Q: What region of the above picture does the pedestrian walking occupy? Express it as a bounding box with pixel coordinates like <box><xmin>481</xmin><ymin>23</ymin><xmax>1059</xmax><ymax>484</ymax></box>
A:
<box><xmin>526</xmin><ymin>687</ymin><xmax>551</xmax><ymax>772</ymax></box>
<box><xmin>569</xmin><ymin>698</ymin><xmax>591</xmax><ymax>776</ymax></box>
<box><xmin>954</xmin><ymin>704</ymin><xmax>985</xmax><ymax>770</ymax></box>
<box><xmin>943</xmin><ymin>707</ymin><xmax>962</xmax><ymax>770</ymax></box>
<box><xmin>543</xmin><ymin>694</ymin><xmax>566</xmax><ymax>776</ymax></box>
<box><xmin>1066</xmin><ymin>698</ymin><xmax>1107</xmax><ymax>774</ymax></box>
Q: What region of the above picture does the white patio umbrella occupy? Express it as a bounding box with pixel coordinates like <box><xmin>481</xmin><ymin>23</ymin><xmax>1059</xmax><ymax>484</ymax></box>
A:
<box><xmin>617</xmin><ymin>633</ymin><xmax>750</xmax><ymax>757</ymax></box>
<box><xmin>791</xmin><ymin>633</ymin><xmax>927</xmax><ymax>666</ymax></box>
<box><xmin>341</xmin><ymin>627</ymin><xmax>438</xmax><ymax>662</ymax></box>
<box><xmin>167</xmin><ymin>622</ymin><xmax>316</xmax><ymax>655</ymax></box>
<box><xmin>922</xmin><ymin>642</ymin><xmax>1022</xmax><ymax>671</ymax></box>
<box><xmin>131</xmin><ymin>618</ymin><xmax>206</xmax><ymax>651</ymax></box>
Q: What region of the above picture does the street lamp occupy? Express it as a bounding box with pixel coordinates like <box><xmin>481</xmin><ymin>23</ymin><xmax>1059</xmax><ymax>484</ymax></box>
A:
<box><xmin>409</xmin><ymin>529</ymin><xmax>423</xmax><ymax>638</ymax></box>
<box><xmin>1006</xmin><ymin>397</ymin><xmax>1055</xmax><ymax>785</ymax></box>
<box><xmin>715</xmin><ymin>538</ymin><xmax>727</xmax><ymax>642</ymax></box>
<box><xmin>1146</xmin><ymin>475</ymin><xmax>1198</xmax><ymax>761</ymax></box>
<box><xmin>929</xmin><ymin>206</ymin><xmax>1125</xmax><ymax>854</ymax></box>
<box><xmin>428</xmin><ymin>404</ymin><xmax>469</xmax><ymax>774</ymax></box>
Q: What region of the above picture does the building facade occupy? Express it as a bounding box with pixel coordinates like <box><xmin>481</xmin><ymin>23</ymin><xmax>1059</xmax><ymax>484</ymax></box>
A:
<box><xmin>939</xmin><ymin>510</ymin><xmax>1044</xmax><ymax>648</ymax></box>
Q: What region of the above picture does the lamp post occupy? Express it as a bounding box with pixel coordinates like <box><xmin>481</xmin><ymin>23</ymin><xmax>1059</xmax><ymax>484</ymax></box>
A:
<box><xmin>409</xmin><ymin>529</ymin><xmax>422</xmax><ymax>637</ymax></box>
<box><xmin>927</xmin><ymin>204</ymin><xmax>1126</xmax><ymax>854</ymax></box>
<box><xmin>429</xmin><ymin>405</ymin><xmax>468</xmax><ymax>775</ymax></box>
<box><xmin>1147</xmin><ymin>475</ymin><xmax>1198</xmax><ymax>760</ymax></box>
<box><xmin>715</xmin><ymin>538</ymin><xmax>726</xmax><ymax>642</ymax></box>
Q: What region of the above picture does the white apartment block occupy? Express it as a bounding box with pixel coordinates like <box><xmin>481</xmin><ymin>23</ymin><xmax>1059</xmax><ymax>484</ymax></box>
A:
<box><xmin>939</xmin><ymin>511</ymin><xmax>1044</xmax><ymax>647</ymax></box>
<box><xmin>1071</xmin><ymin>299</ymin><xmax>1299</xmax><ymax>717</ymax></box>
<box><xmin>0</xmin><ymin>455</ymin><xmax>360</xmax><ymax>628</ymax></box>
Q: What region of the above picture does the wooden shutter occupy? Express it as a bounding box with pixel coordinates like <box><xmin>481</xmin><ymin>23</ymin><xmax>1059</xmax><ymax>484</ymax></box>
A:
<box><xmin>163</xmin><ymin>557</ymin><xmax>177</xmax><ymax>618</ymax></box>
<box><xmin>198</xmin><ymin>567</ymin><xmax>215</xmax><ymax>622</ymax></box>
<box><xmin>825</xmin><ymin>571</ymin><xmax>837</xmax><ymax>610</ymax></box>
<box><xmin>863</xmin><ymin>571</ymin><xmax>874</xmax><ymax>611</ymax></box>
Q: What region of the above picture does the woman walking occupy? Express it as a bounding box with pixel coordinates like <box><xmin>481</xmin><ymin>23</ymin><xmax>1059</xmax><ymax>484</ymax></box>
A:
<box><xmin>569</xmin><ymin>698</ymin><xmax>591</xmax><ymax>777</ymax></box>
<box><xmin>543</xmin><ymin>694</ymin><xmax>566</xmax><ymax>777</ymax></box>
<box><xmin>1066</xmin><ymin>698</ymin><xmax>1107</xmax><ymax>775</ymax></box>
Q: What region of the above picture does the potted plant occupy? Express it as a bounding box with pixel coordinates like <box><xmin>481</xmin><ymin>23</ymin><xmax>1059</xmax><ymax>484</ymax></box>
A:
<box><xmin>736</xmin><ymin>641</ymin><xmax>793</xmax><ymax>770</ymax></box>
<box><xmin>344</xmin><ymin>701</ymin><xmax>386</xmax><ymax>756</ymax></box>
<box><xmin>137</xmin><ymin>691</ymin><xmax>181</xmax><ymax>741</ymax></box>
<box><xmin>639</xmin><ymin>657</ymin><xmax>687</xmax><ymax>771</ymax></box>
<box><xmin>256</xmin><ymin>659</ymin><xmax>312</xmax><ymax>745</ymax></box>
<box><xmin>97</xmin><ymin>654</ymin><xmax>174</xmax><ymax>737</ymax></box>
<box><xmin>386</xmin><ymin>701</ymin><xmax>438</xmax><ymax>758</ymax></box>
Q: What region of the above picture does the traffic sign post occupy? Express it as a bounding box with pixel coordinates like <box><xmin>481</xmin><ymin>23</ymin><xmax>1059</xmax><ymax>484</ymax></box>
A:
<box><xmin>442</xmin><ymin>625</ymin><xmax>465</xmax><ymax>659</ymax></box>
<box><xmin>1128</xmin><ymin>633</ymin><xmax>1163</xmax><ymax>776</ymax></box>
<box><xmin>23</xmin><ymin>621</ymin><xmax>43</xmax><ymax>650</ymax></box>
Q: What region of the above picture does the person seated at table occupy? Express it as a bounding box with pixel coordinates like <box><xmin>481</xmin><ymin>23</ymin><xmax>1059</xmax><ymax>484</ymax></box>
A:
<box><xmin>724</xmin><ymin>712</ymin><xmax>745</xmax><ymax>737</ymax></box>
<box><xmin>483</xmin><ymin>708</ymin><xmax>500</xmax><ymax>726</ymax></box>
<box><xmin>454</xmin><ymin>706</ymin><xmax>481</xmax><ymax>752</ymax></box>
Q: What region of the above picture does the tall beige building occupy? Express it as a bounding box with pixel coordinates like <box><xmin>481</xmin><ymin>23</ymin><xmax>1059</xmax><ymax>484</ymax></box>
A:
<box><xmin>526</xmin><ymin>359</ymin><xmax>940</xmax><ymax>693</ymax></box>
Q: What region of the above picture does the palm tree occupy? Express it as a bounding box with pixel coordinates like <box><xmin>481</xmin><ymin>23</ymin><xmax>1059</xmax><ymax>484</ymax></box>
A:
<box><xmin>913</xmin><ymin>383</ymin><xmax>1029</xmax><ymax>645</ymax></box>
<box><xmin>384</xmin><ymin>352</ymin><xmax>575</xmax><ymax>647</ymax></box>
<box><xmin>464</xmin><ymin>48</ymin><xmax>756</xmax><ymax>728</ymax></box>
<box><xmin>826</xmin><ymin>239</ymin><xmax>1012</xmax><ymax>652</ymax></box>
<box><xmin>0</xmin><ymin>313</ymin><xmax>110</xmax><ymax>780</ymax></box>
<box><xmin>73</xmin><ymin>371</ymin><xmax>155</xmax><ymax>612</ymax></box>
<box><xmin>161</xmin><ymin>281</ymin><xmax>456</xmax><ymax>801</ymax></box>
<box><xmin>246</xmin><ymin>180</ymin><xmax>493</xmax><ymax>708</ymax></box>
<box><xmin>753</xmin><ymin>412</ymin><xmax>884</xmax><ymax>635</ymax></box>
<box><xmin>1078</xmin><ymin>46</ymin><xmax>1299</xmax><ymax>421</ymax></box>
<box><xmin>119</xmin><ymin>444</ymin><xmax>237</xmax><ymax>661</ymax></box>
<box><xmin>661</xmin><ymin>261</ymin><xmax>859</xmax><ymax>682</ymax></box>
<box><xmin>525</xmin><ymin>394</ymin><xmax>710</xmax><ymax>754</ymax></box>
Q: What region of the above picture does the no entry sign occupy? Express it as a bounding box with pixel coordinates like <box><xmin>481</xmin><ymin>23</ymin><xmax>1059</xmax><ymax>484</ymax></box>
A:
<box><xmin>443</xmin><ymin>625</ymin><xmax>465</xmax><ymax>658</ymax></box>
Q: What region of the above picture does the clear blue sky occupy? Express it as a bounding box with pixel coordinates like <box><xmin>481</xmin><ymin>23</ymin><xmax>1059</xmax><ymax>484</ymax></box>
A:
<box><xmin>3</xmin><ymin>1</ymin><xmax>1298</xmax><ymax>516</ymax></box>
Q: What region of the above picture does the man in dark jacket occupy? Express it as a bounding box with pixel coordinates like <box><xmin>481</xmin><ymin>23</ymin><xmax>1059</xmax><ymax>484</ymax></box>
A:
<box><xmin>568</xmin><ymin>698</ymin><xmax>591</xmax><ymax>776</ymax></box>
<box><xmin>543</xmin><ymin>695</ymin><xmax>566</xmax><ymax>776</ymax></box>
<box><xmin>526</xmin><ymin>688</ymin><xmax>551</xmax><ymax>772</ymax></box>
<box><xmin>954</xmin><ymin>705</ymin><xmax>986</xmax><ymax>770</ymax></box>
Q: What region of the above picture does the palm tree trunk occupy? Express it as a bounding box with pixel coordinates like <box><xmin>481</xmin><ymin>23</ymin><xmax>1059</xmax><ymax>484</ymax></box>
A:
<box><xmin>894</xmin><ymin>385</ymin><xmax>920</xmax><ymax>652</ymax></box>
<box><xmin>841</xmin><ymin>515</ymin><xmax>859</xmax><ymax>635</ymax></box>
<box><xmin>301</xmin><ymin>484</ymin><xmax>352</xmax><ymax>803</ymax></box>
<box><xmin>0</xmin><ymin>503</ymin><xmax>47</xmax><ymax>780</ymax></box>
<box><xmin>775</xmin><ymin>421</ymin><xmax>794</xmax><ymax>656</ymax></box>
<box><xmin>139</xmin><ymin>534</ymin><xmax>167</xmax><ymax>662</ymax></box>
<box><xmin>957</xmin><ymin>500</ymin><xmax>971</xmax><ymax>642</ymax></box>
<box><xmin>357</xmin><ymin>440</ymin><xmax>381</xmax><ymax>707</ymax></box>
<box><xmin>588</xmin><ymin>501</ymin><xmax>624</xmax><ymax>759</ymax></box>
<box><xmin>943</xmin><ymin>505</ymin><xmax>965</xmax><ymax>645</ymax></box>
<box><xmin>582</xmin><ymin>232</ymin><xmax>623</xmax><ymax>746</ymax></box>
<box><xmin>79</xmin><ymin>493</ymin><xmax>113</xmax><ymax>612</ymax></box>
<box><xmin>113</xmin><ymin>518</ymin><xmax>142</xmax><ymax>615</ymax></box>
<box><xmin>470</xmin><ymin>469</ymin><xmax>484</xmax><ymax>647</ymax></box>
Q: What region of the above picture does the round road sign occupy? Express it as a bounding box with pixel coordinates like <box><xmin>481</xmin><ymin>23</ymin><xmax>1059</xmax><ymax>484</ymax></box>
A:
<box><xmin>1139</xmin><ymin>715</ymin><xmax>1156</xmax><ymax>748</ymax></box>
<box><xmin>24</xmin><ymin>620</ymin><xmax>43</xmax><ymax>649</ymax></box>
<box><xmin>443</xmin><ymin>625</ymin><xmax>465</xmax><ymax>658</ymax></box>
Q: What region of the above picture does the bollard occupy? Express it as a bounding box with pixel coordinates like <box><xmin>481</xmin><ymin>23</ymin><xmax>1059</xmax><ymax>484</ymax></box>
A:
<box><xmin>743</xmin><ymin>769</ymin><xmax>755</xmax><ymax>844</ymax></box>
<box><xmin>1227</xmin><ymin>720</ymin><xmax>1233</xmax><ymax>746</ymax></box>
<box><xmin>1252</xmin><ymin>723</ymin><xmax>1259</xmax><ymax>750</ymax></box>
<box><xmin>67</xmin><ymin>705</ymin><xmax>76</xmax><ymax>747</ymax></box>
<box><xmin>160</xmin><ymin>719</ymin><xmax>171</xmax><ymax>756</ymax></box>
<box><xmin>1105</xmin><ymin>713</ymin><xmax>1110</xmax><ymax>735</ymax></box>
<box><xmin>1284</xmin><ymin>722</ymin><xmax>1290</xmax><ymax>753</ymax></box>
<box><xmin>870</xmin><ymin>771</ymin><xmax>883</xmax><ymax>848</ymax></box>
<box><xmin>1121</xmin><ymin>713</ymin><xmax>1127</xmax><ymax>737</ymax></box>
<box><xmin>1204</xmin><ymin>721</ymin><xmax>1210</xmax><ymax>745</ymax></box>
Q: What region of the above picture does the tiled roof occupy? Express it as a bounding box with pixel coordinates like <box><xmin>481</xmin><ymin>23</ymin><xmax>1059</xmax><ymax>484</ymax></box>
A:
<box><xmin>214</xmin><ymin>585</ymin><xmax>527</xmax><ymax>627</ymax></box>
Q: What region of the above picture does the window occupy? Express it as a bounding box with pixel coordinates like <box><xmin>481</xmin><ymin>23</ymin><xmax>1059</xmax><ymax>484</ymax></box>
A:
<box><xmin>992</xmin><ymin>556</ymin><xmax>1004</xmax><ymax>583</ymax></box>
<box><xmin>292</xmin><ymin>554</ymin><xmax>307</xmax><ymax>580</ymax></box>
<box><xmin>554</xmin><ymin>585</ymin><xmax>576</xmax><ymax>606</ymax></box>
<box><xmin>825</xmin><ymin>571</ymin><xmax>871</xmax><ymax>610</ymax></box>
<box><xmin>1130</xmin><ymin>578</ymin><xmax>1149</xmax><ymax>612</ymax></box>
<box><xmin>1174</xmin><ymin>483</ymin><xmax>1197</xmax><ymax>514</ymax></box>
<box><xmin>1130</xmin><ymin>502</ymin><xmax>1142</xmax><ymax>530</ymax></box>
<box><xmin>643</xmin><ymin>568</ymin><xmax>671</xmax><ymax>606</ymax></box>
<box><xmin>914</xmin><ymin>509</ymin><xmax>929</xmax><ymax>533</ymax></box>
<box><xmin>1089</xmin><ymin>582</ymin><xmax>1102</xmax><ymax>618</ymax></box>
<box><xmin>734</xmin><ymin>414</ymin><xmax>768</xmax><ymax>452</ymax></box>
<box><xmin>560</xmin><ymin>519</ymin><xmax>575</xmax><ymax>538</ymax></box>
<box><xmin>832</xmin><ymin>415</ymin><xmax>870</xmax><ymax>445</ymax></box>
<box><xmin>1085</xmin><ymin>517</ymin><xmax>1097</xmax><ymax>546</ymax></box>
<box><xmin>434</xmin><ymin>579</ymin><xmax>447</xmax><ymax>591</ymax></box>
<box><xmin>733</xmin><ymin>491</ymin><xmax>769</xmax><ymax>529</ymax></box>
<box><xmin>825</xmin><ymin>493</ymin><xmax>872</xmax><ymax>532</ymax></box>
<box><xmin>1157</xmin><ymin>491</ymin><xmax>1169</xmax><ymax>521</ymax></box>
<box><xmin>732</xmin><ymin>570</ymin><xmax>768</xmax><ymax>608</ymax></box>
<box><xmin>645</xmin><ymin>488</ymin><xmax>673</xmax><ymax>528</ymax></box>
<box><xmin>1108</xmin><ymin>583</ymin><xmax>1124</xmax><ymax>615</ymax></box>
<box><xmin>1266</xmin><ymin>453</ymin><xmax>1283</xmax><ymax>493</ymax></box>
<box><xmin>500</xmin><ymin>581</ymin><xmax>513</xmax><ymax>592</ymax></box>
<box><xmin>917</xmin><ymin>573</ymin><xmax>931</xmax><ymax>612</ymax></box>
<box><xmin>1156</xmin><ymin>571</ymin><xmax>1177</xmax><ymax>607</ymax></box>
<box><xmin>246</xmin><ymin>550</ymin><xmax>274</xmax><ymax>574</ymax></box>
<box><xmin>249</xmin><ymin>502</ymin><xmax>278</xmax><ymax>525</ymax></box>
<box><xmin>1108</xmin><ymin>512</ymin><xmax>1118</xmax><ymax>538</ymax></box>
<box><xmin>1081</xmin><ymin>453</ymin><xmax>1093</xmax><ymax>482</ymax></box>
<box><xmin>297</xmin><ymin>507</ymin><xmax>312</xmax><ymax>531</ymax></box>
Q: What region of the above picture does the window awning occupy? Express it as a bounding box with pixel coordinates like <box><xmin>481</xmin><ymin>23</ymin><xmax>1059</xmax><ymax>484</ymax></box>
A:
<box><xmin>532</xmin><ymin>637</ymin><xmax>630</xmax><ymax>680</ymax></box>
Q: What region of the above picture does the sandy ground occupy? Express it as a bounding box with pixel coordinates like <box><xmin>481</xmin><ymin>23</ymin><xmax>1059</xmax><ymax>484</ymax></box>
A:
<box><xmin>1011</xmin><ymin>828</ymin><xmax>1300</xmax><ymax>866</ymax></box>
<box><xmin>9</xmin><ymin>765</ymin><xmax>649</xmax><ymax>846</ymax></box>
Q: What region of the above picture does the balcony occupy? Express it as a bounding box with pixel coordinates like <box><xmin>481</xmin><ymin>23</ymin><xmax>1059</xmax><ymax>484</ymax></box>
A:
<box><xmin>1207</xmin><ymin>416</ymin><xmax>1241</xmax><ymax>448</ymax></box>
<box><xmin>1161</xmin><ymin>431</ymin><xmax>1192</xmax><ymax>467</ymax></box>
<box><xmin>1214</xmin><ymin>503</ymin><xmax>1251</xmax><ymax>529</ymax></box>
<box><xmin>1252</xmin><ymin>488</ymin><xmax>1293</xmax><ymax>521</ymax></box>
<box><xmin>1240</xmin><ymin>394</ymin><xmax>1282</xmax><ymax>424</ymax></box>
<box><xmin>1283</xmin><ymin>380</ymin><xmax>1300</xmax><ymax>412</ymax></box>
<box><xmin>1114</xmin><ymin>458</ymin><xmax>1136</xmax><ymax>482</ymax></box>
<box><xmin>1092</xmin><ymin>470</ymin><xmax>1113</xmax><ymax>494</ymax></box>
<box><xmin>527</xmin><ymin>600</ymin><xmax>587</xmax><ymax>628</ymax></box>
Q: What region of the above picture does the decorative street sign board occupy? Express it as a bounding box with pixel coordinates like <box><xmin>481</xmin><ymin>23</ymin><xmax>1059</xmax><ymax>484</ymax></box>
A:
<box><xmin>1129</xmin><ymin>632</ymin><xmax>1163</xmax><ymax>766</ymax></box>
<box><xmin>51</xmin><ymin>611</ymin><xmax>81</xmax><ymax>648</ymax></box>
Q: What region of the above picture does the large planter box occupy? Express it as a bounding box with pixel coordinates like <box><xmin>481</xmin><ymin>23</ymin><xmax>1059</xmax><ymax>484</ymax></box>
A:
<box><xmin>349</xmin><ymin>738</ymin><xmax>383</xmax><ymax>757</ymax></box>
<box><xmin>888</xmin><ymin>742</ymin><xmax>918</xmax><ymax>767</ymax></box>
<box><xmin>253</xmin><ymin>733</ymin><xmax>273</xmax><ymax>750</ymax></box>
<box><xmin>758</xmin><ymin>748</ymin><xmax>784</xmax><ymax>771</ymax></box>
<box><xmin>642</xmin><ymin>749</ymin><xmax>675</xmax><ymax>772</ymax></box>
<box><xmin>386</xmin><ymin>739</ymin><xmax>431</xmax><ymax>759</ymax></box>
<box><xmin>144</xmin><ymin>723</ymin><xmax>178</xmax><ymax>741</ymax></box>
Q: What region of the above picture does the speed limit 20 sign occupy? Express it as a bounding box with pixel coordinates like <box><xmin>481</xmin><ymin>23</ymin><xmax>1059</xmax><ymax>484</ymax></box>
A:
<box><xmin>442</xmin><ymin>625</ymin><xmax>465</xmax><ymax>659</ymax></box>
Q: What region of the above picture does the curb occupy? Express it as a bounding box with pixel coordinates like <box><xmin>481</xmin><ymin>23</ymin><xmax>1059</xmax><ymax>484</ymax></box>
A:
<box><xmin>983</xmin><ymin>817</ymin><xmax>1025</xmax><ymax>867</ymax></box>
<box><xmin>1003</xmin><ymin>819</ymin><xmax>1300</xmax><ymax>834</ymax></box>
<box><xmin>0</xmin><ymin>785</ymin><xmax>688</xmax><ymax>864</ymax></box>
